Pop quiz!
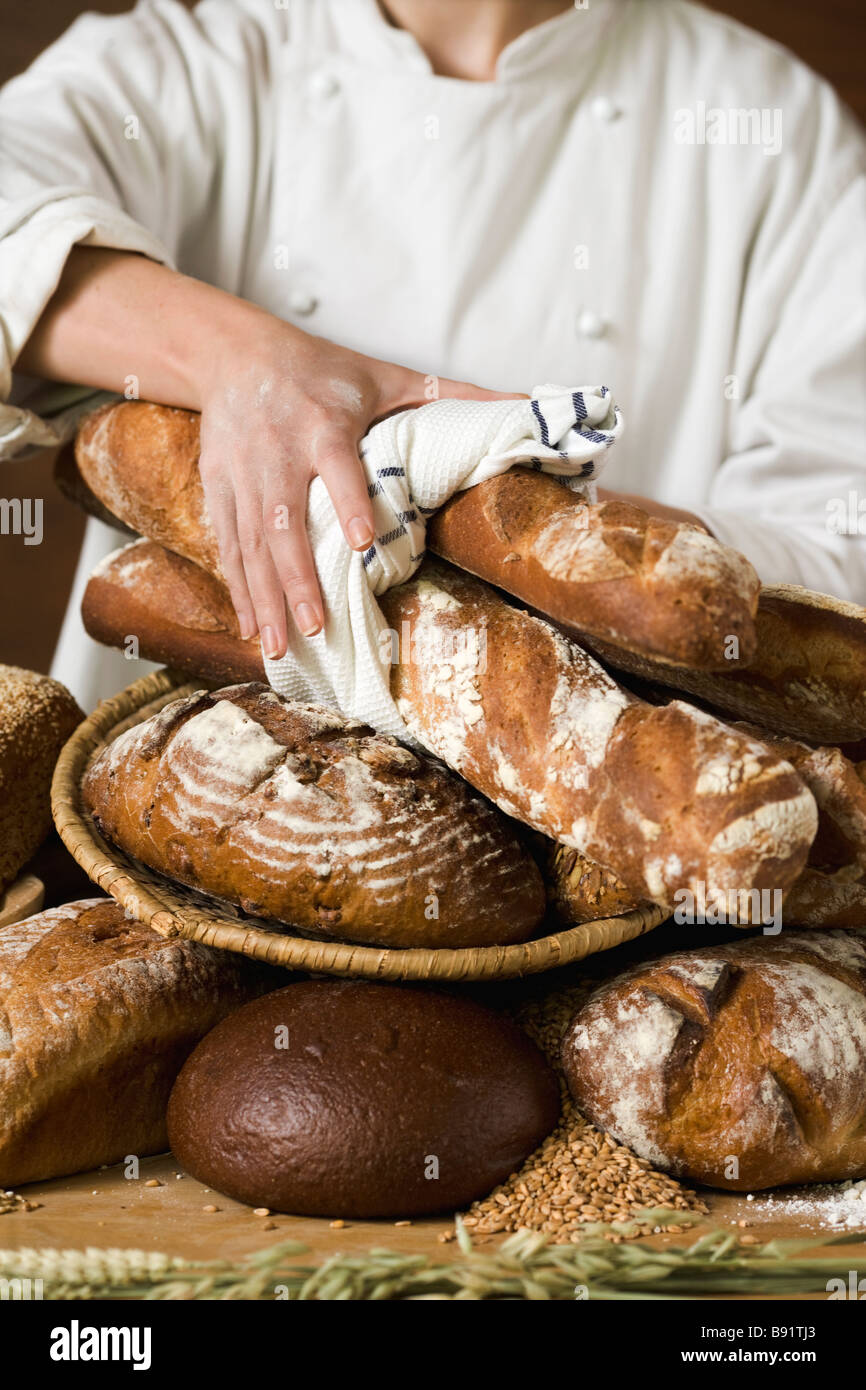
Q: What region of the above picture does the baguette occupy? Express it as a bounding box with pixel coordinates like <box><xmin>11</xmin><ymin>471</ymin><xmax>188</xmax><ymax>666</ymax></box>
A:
<box><xmin>546</xmin><ymin>723</ymin><xmax>866</xmax><ymax>929</ymax></box>
<box><xmin>562</xmin><ymin>931</ymin><xmax>866</xmax><ymax>1189</ymax></box>
<box><xmin>428</xmin><ymin>469</ymin><xmax>760</xmax><ymax>668</ymax></box>
<box><xmin>75</xmin><ymin>401</ymin><xmax>761</xmax><ymax>670</ymax></box>
<box><xmin>83</xmin><ymin>538</ymin><xmax>264</xmax><ymax>686</ymax></box>
<box><xmin>379</xmin><ymin>560</ymin><xmax>817</xmax><ymax>909</ymax></box>
<box><xmin>587</xmin><ymin>585</ymin><xmax>866</xmax><ymax>744</ymax></box>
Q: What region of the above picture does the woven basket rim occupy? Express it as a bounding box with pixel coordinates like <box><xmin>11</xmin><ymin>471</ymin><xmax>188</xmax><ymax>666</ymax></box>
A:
<box><xmin>50</xmin><ymin>669</ymin><xmax>666</xmax><ymax>981</ymax></box>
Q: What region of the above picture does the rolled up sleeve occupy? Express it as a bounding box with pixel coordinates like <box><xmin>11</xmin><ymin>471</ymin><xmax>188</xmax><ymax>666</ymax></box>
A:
<box><xmin>0</xmin><ymin>1</ymin><xmax>222</xmax><ymax>456</ymax></box>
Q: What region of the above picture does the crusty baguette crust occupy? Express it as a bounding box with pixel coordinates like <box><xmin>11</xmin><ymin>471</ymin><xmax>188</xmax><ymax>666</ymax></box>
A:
<box><xmin>82</xmin><ymin>539</ymin><xmax>264</xmax><ymax>686</ymax></box>
<box><xmin>429</xmin><ymin>469</ymin><xmax>760</xmax><ymax>668</ymax></box>
<box><xmin>588</xmin><ymin>585</ymin><xmax>866</xmax><ymax>743</ymax></box>
<box><xmin>82</xmin><ymin>683</ymin><xmax>545</xmax><ymax>949</ymax></box>
<box><xmin>0</xmin><ymin>899</ymin><xmax>272</xmax><ymax>1187</ymax></box>
<box><xmin>562</xmin><ymin>931</ymin><xmax>866</xmax><ymax>1190</ymax></box>
<box><xmin>379</xmin><ymin>560</ymin><xmax>817</xmax><ymax>908</ymax></box>
<box><xmin>75</xmin><ymin>401</ymin><xmax>221</xmax><ymax>576</ymax></box>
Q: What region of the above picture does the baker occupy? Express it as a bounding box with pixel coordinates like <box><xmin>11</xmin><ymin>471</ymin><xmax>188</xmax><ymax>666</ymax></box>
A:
<box><xmin>0</xmin><ymin>0</ymin><xmax>863</xmax><ymax>711</ymax></box>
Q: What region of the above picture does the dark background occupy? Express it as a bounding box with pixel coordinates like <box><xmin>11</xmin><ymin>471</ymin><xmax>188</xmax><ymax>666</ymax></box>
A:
<box><xmin>1</xmin><ymin>0</ymin><xmax>864</xmax><ymax>676</ymax></box>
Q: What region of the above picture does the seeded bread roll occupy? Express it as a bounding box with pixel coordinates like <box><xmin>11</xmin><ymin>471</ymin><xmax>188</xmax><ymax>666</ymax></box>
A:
<box><xmin>562</xmin><ymin>931</ymin><xmax>866</xmax><ymax>1190</ymax></box>
<box><xmin>0</xmin><ymin>898</ymin><xmax>274</xmax><ymax>1187</ymax></box>
<box><xmin>546</xmin><ymin>842</ymin><xmax>648</xmax><ymax>925</ymax></box>
<box><xmin>82</xmin><ymin>683</ymin><xmax>544</xmax><ymax>949</ymax></box>
<box><xmin>0</xmin><ymin>666</ymin><xmax>83</xmax><ymax>894</ymax></box>
<box><xmin>167</xmin><ymin>980</ymin><xmax>561</xmax><ymax>1218</ymax></box>
<box><xmin>428</xmin><ymin>468</ymin><xmax>760</xmax><ymax>668</ymax></box>
<box><xmin>380</xmin><ymin>561</ymin><xmax>818</xmax><ymax>911</ymax></box>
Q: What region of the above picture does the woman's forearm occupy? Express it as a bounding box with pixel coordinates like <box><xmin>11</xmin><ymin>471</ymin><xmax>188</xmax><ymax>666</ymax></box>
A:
<box><xmin>16</xmin><ymin>246</ymin><xmax>271</xmax><ymax>406</ymax></box>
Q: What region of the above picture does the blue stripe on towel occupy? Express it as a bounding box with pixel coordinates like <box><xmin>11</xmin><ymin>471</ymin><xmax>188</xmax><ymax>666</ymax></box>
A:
<box><xmin>530</xmin><ymin>399</ymin><xmax>550</xmax><ymax>447</ymax></box>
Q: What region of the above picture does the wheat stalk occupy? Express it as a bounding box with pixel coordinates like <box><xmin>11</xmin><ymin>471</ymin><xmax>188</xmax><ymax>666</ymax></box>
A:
<box><xmin>1</xmin><ymin>1210</ymin><xmax>863</xmax><ymax>1300</ymax></box>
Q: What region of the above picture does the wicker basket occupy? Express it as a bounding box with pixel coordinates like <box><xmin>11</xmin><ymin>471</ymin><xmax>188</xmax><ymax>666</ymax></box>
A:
<box><xmin>51</xmin><ymin>669</ymin><xmax>665</xmax><ymax>981</ymax></box>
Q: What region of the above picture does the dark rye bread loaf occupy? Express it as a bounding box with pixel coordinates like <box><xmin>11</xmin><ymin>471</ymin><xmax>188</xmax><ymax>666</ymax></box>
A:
<box><xmin>81</xmin><ymin>684</ymin><xmax>545</xmax><ymax>949</ymax></box>
<box><xmin>562</xmin><ymin>931</ymin><xmax>866</xmax><ymax>1190</ymax></box>
<box><xmin>167</xmin><ymin>980</ymin><xmax>561</xmax><ymax>1218</ymax></box>
<box><xmin>0</xmin><ymin>899</ymin><xmax>273</xmax><ymax>1187</ymax></box>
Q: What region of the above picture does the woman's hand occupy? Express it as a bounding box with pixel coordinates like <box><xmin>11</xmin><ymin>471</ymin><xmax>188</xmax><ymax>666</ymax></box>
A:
<box><xmin>198</xmin><ymin>321</ymin><xmax>517</xmax><ymax>657</ymax></box>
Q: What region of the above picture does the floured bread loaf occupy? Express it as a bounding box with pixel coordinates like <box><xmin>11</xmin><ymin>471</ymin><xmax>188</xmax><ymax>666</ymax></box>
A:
<box><xmin>82</xmin><ymin>683</ymin><xmax>545</xmax><ymax>949</ymax></box>
<box><xmin>380</xmin><ymin>561</ymin><xmax>818</xmax><ymax>911</ymax></box>
<box><xmin>547</xmin><ymin>727</ymin><xmax>866</xmax><ymax>929</ymax></box>
<box><xmin>562</xmin><ymin>931</ymin><xmax>866</xmax><ymax>1190</ymax></box>
<box><xmin>0</xmin><ymin>898</ymin><xmax>273</xmax><ymax>1187</ymax></box>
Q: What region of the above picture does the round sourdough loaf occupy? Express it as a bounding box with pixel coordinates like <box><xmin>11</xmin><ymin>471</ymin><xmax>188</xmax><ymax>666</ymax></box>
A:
<box><xmin>82</xmin><ymin>683</ymin><xmax>545</xmax><ymax>948</ymax></box>
<box><xmin>562</xmin><ymin>931</ymin><xmax>866</xmax><ymax>1190</ymax></box>
<box><xmin>166</xmin><ymin>980</ymin><xmax>561</xmax><ymax>1217</ymax></box>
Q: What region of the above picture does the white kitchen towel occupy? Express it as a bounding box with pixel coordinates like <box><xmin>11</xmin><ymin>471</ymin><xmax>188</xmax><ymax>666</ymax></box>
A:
<box><xmin>264</xmin><ymin>383</ymin><xmax>623</xmax><ymax>738</ymax></box>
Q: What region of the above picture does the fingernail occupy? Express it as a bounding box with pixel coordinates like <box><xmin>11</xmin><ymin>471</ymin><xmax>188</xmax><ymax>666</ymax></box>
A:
<box><xmin>347</xmin><ymin>516</ymin><xmax>374</xmax><ymax>550</ymax></box>
<box><xmin>238</xmin><ymin>615</ymin><xmax>254</xmax><ymax>640</ymax></box>
<box><xmin>295</xmin><ymin>603</ymin><xmax>322</xmax><ymax>637</ymax></box>
<box><xmin>261</xmin><ymin>625</ymin><xmax>283</xmax><ymax>659</ymax></box>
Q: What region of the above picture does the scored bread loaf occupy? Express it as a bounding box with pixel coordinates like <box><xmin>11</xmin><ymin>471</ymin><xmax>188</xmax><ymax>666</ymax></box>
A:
<box><xmin>75</xmin><ymin>401</ymin><xmax>760</xmax><ymax>670</ymax></box>
<box><xmin>379</xmin><ymin>560</ymin><xmax>818</xmax><ymax>909</ymax></box>
<box><xmin>547</xmin><ymin>724</ymin><xmax>866</xmax><ymax>929</ymax></box>
<box><xmin>0</xmin><ymin>666</ymin><xmax>83</xmax><ymax>894</ymax></box>
<box><xmin>562</xmin><ymin>930</ymin><xmax>866</xmax><ymax>1190</ymax></box>
<box><xmin>0</xmin><ymin>898</ymin><xmax>274</xmax><ymax>1187</ymax></box>
<box><xmin>82</xmin><ymin>683</ymin><xmax>545</xmax><ymax>949</ymax></box>
<box><xmin>428</xmin><ymin>468</ymin><xmax>760</xmax><ymax>668</ymax></box>
<box><xmin>83</xmin><ymin>538</ymin><xmax>264</xmax><ymax>685</ymax></box>
<box><xmin>587</xmin><ymin>585</ymin><xmax>866</xmax><ymax>744</ymax></box>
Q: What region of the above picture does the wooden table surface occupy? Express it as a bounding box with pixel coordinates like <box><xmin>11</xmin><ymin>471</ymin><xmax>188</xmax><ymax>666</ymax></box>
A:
<box><xmin>4</xmin><ymin>1151</ymin><xmax>865</xmax><ymax>1295</ymax></box>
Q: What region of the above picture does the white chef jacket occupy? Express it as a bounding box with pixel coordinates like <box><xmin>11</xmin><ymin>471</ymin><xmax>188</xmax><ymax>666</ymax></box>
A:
<box><xmin>0</xmin><ymin>0</ymin><xmax>864</xmax><ymax>710</ymax></box>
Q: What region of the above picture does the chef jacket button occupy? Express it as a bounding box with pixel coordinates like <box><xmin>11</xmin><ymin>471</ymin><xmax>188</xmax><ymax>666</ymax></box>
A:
<box><xmin>289</xmin><ymin>288</ymin><xmax>318</xmax><ymax>316</ymax></box>
<box><xmin>591</xmin><ymin>95</ymin><xmax>621</xmax><ymax>123</ymax></box>
<box><xmin>577</xmin><ymin>309</ymin><xmax>606</xmax><ymax>339</ymax></box>
<box><xmin>309</xmin><ymin>70</ymin><xmax>340</xmax><ymax>100</ymax></box>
